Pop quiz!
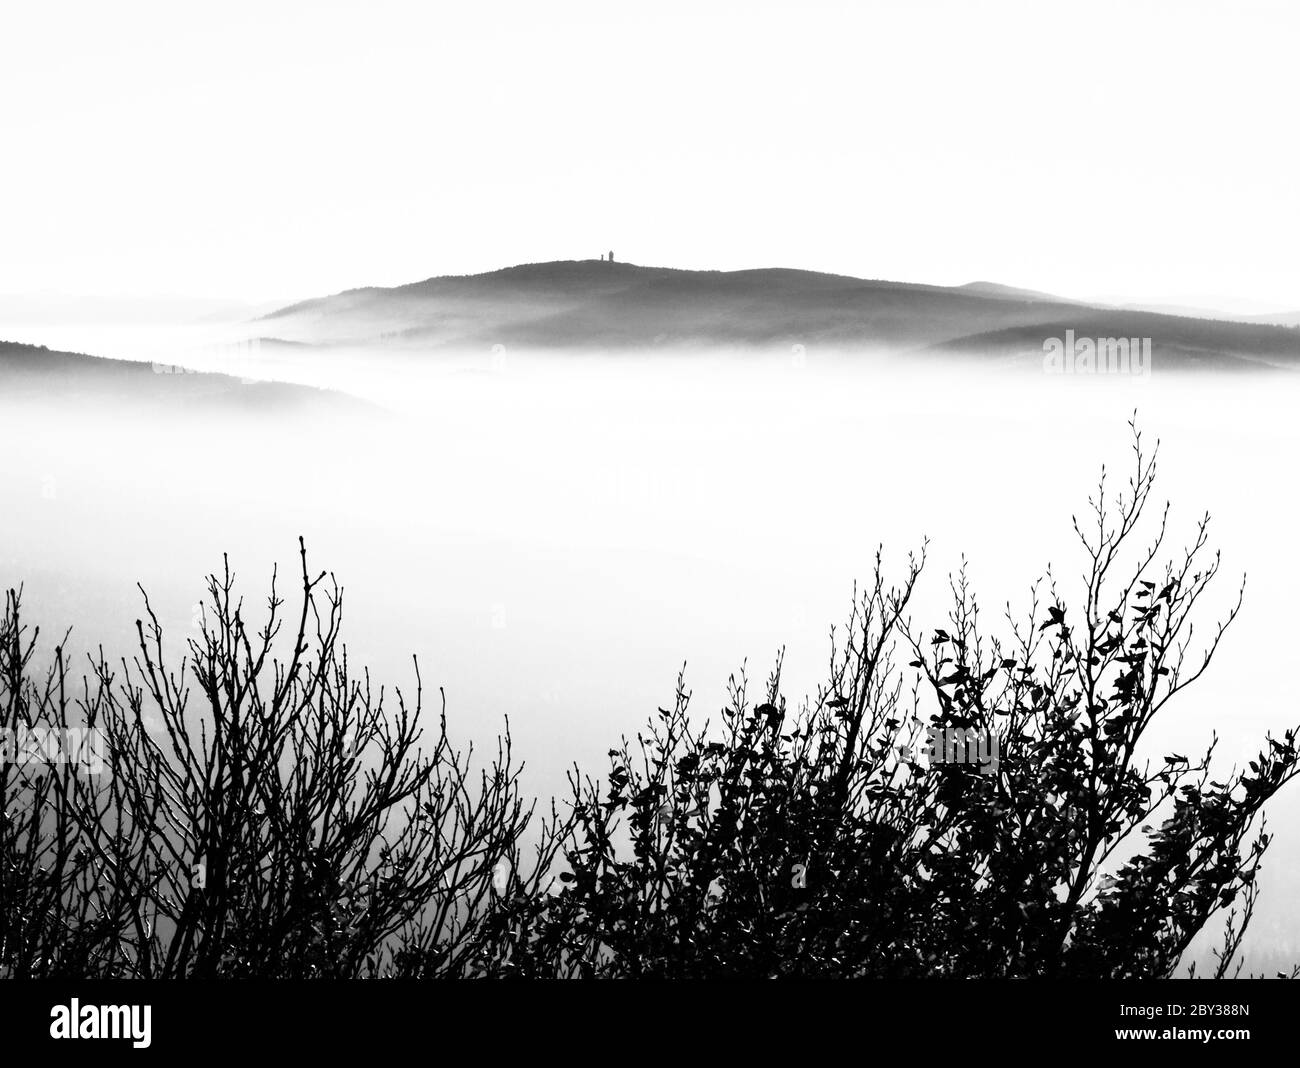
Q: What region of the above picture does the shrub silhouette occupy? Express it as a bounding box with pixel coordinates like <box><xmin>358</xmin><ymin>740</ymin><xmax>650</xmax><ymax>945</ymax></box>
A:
<box><xmin>3</xmin><ymin>424</ymin><xmax>1298</xmax><ymax>977</ymax></box>
<box><xmin>1</xmin><ymin>541</ymin><xmax>556</xmax><ymax>977</ymax></box>
<box><xmin>499</xmin><ymin>422</ymin><xmax>1300</xmax><ymax>977</ymax></box>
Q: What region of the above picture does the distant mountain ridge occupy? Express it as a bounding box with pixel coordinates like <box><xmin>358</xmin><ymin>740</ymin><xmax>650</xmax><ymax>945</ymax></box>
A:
<box><xmin>259</xmin><ymin>260</ymin><xmax>1300</xmax><ymax>370</ymax></box>
<box><xmin>953</xmin><ymin>281</ymin><xmax>1081</xmax><ymax>304</ymax></box>
<box><xmin>0</xmin><ymin>340</ymin><xmax>368</xmax><ymax>413</ymax></box>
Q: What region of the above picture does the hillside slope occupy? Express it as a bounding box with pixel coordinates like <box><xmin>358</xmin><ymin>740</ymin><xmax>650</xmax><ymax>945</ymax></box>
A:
<box><xmin>0</xmin><ymin>341</ymin><xmax>370</xmax><ymax>413</ymax></box>
<box><xmin>259</xmin><ymin>260</ymin><xmax>1300</xmax><ymax>369</ymax></box>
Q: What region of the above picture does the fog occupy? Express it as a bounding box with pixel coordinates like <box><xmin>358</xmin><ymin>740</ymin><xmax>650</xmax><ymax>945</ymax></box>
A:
<box><xmin>2</xmin><ymin>329</ymin><xmax>1298</xmax><ymax>969</ymax></box>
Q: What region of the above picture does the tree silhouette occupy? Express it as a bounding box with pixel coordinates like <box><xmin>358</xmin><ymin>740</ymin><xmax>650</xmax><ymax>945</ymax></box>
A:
<box><xmin>4</xmin><ymin>423</ymin><xmax>1298</xmax><ymax>977</ymax></box>
<box><xmin>499</xmin><ymin>420</ymin><xmax>1300</xmax><ymax>977</ymax></box>
<box><xmin>2</xmin><ymin>540</ymin><xmax>557</xmax><ymax>977</ymax></box>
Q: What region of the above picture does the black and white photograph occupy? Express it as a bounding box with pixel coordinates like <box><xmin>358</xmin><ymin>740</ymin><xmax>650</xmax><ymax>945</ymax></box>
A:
<box><xmin>1</xmin><ymin>0</ymin><xmax>1297</xmax><ymax>1050</ymax></box>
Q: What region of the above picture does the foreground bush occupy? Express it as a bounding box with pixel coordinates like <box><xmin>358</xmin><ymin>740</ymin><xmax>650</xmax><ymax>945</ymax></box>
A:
<box><xmin>1</xmin><ymin>542</ymin><xmax>556</xmax><ymax>977</ymax></box>
<box><xmin>489</xmin><ymin>424</ymin><xmax>1300</xmax><ymax>978</ymax></box>
<box><xmin>3</xmin><ymin>424</ymin><xmax>1297</xmax><ymax>977</ymax></box>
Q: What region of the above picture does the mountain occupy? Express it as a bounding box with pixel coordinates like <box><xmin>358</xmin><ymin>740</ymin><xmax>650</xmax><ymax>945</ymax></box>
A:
<box><xmin>259</xmin><ymin>260</ymin><xmax>1300</xmax><ymax>370</ymax></box>
<box><xmin>1235</xmin><ymin>311</ymin><xmax>1300</xmax><ymax>328</ymax></box>
<box><xmin>927</xmin><ymin>311</ymin><xmax>1300</xmax><ymax>372</ymax></box>
<box><xmin>954</xmin><ymin>281</ymin><xmax>1080</xmax><ymax>304</ymax></box>
<box><xmin>0</xmin><ymin>340</ymin><xmax>369</xmax><ymax>413</ymax></box>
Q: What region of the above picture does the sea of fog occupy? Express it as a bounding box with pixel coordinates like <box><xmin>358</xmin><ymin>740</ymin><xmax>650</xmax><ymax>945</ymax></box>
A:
<box><xmin>2</xmin><ymin>322</ymin><xmax>1298</xmax><ymax>971</ymax></box>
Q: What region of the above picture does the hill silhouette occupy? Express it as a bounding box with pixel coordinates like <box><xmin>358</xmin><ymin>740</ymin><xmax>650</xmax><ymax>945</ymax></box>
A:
<box><xmin>0</xmin><ymin>340</ymin><xmax>369</xmax><ymax>413</ymax></box>
<box><xmin>258</xmin><ymin>260</ymin><xmax>1300</xmax><ymax>369</ymax></box>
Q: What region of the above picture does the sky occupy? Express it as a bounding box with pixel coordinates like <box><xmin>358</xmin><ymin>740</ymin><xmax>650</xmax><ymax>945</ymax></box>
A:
<box><xmin>2</xmin><ymin>0</ymin><xmax>1298</xmax><ymax>310</ymax></box>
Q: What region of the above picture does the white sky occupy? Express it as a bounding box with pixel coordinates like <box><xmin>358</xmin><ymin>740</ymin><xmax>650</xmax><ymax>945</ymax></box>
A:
<box><xmin>2</xmin><ymin>0</ymin><xmax>1297</xmax><ymax>309</ymax></box>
